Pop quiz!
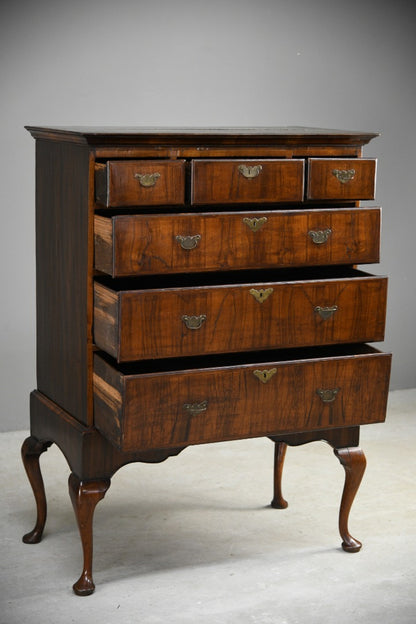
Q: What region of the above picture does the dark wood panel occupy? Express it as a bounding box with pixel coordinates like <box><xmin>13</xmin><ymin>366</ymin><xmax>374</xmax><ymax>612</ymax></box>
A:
<box><xmin>93</xmin><ymin>350</ymin><xmax>391</xmax><ymax>452</ymax></box>
<box><xmin>93</xmin><ymin>272</ymin><xmax>387</xmax><ymax>361</ymax></box>
<box><xmin>191</xmin><ymin>159</ymin><xmax>304</xmax><ymax>204</ymax></box>
<box><xmin>94</xmin><ymin>208</ymin><xmax>380</xmax><ymax>277</ymax></box>
<box><xmin>35</xmin><ymin>140</ymin><xmax>91</xmax><ymax>425</ymax></box>
<box><xmin>307</xmin><ymin>159</ymin><xmax>376</xmax><ymax>200</ymax></box>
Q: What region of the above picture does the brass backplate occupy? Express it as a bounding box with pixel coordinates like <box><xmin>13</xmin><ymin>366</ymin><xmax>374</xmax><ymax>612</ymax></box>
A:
<box><xmin>249</xmin><ymin>288</ymin><xmax>273</xmax><ymax>303</ymax></box>
<box><xmin>253</xmin><ymin>368</ymin><xmax>277</xmax><ymax>384</ymax></box>
<box><xmin>243</xmin><ymin>216</ymin><xmax>268</xmax><ymax>232</ymax></box>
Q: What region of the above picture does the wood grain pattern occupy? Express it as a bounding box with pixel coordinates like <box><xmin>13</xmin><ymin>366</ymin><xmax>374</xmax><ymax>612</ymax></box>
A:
<box><xmin>93</xmin><ymin>283</ymin><xmax>119</xmax><ymax>358</ymax></box>
<box><xmin>93</xmin><ymin>271</ymin><xmax>387</xmax><ymax>361</ymax></box>
<box><xmin>35</xmin><ymin>140</ymin><xmax>91</xmax><ymax>425</ymax></box>
<box><xmin>94</xmin><ymin>215</ymin><xmax>114</xmax><ymax>275</ymax></box>
<box><xmin>191</xmin><ymin>159</ymin><xmax>304</xmax><ymax>204</ymax></box>
<box><xmin>95</xmin><ymin>159</ymin><xmax>185</xmax><ymax>207</ymax></box>
<box><xmin>307</xmin><ymin>159</ymin><xmax>376</xmax><ymax>200</ymax></box>
<box><xmin>93</xmin><ymin>348</ymin><xmax>391</xmax><ymax>452</ymax></box>
<box><xmin>94</xmin><ymin>208</ymin><xmax>381</xmax><ymax>277</ymax></box>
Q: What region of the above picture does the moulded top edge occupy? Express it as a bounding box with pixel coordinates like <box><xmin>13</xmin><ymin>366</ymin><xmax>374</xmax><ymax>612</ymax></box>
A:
<box><xmin>24</xmin><ymin>125</ymin><xmax>380</xmax><ymax>147</ymax></box>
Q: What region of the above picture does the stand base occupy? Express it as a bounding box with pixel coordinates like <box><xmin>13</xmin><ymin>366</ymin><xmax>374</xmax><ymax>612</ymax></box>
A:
<box><xmin>22</xmin><ymin>391</ymin><xmax>367</xmax><ymax>595</ymax></box>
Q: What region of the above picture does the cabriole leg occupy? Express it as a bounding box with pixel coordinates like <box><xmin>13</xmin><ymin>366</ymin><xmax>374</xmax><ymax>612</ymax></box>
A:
<box><xmin>271</xmin><ymin>441</ymin><xmax>288</xmax><ymax>509</ymax></box>
<box><xmin>334</xmin><ymin>447</ymin><xmax>367</xmax><ymax>553</ymax></box>
<box><xmin>21</xmin><ymin>436</ymin><xmax>52</xmax><ymax>544</ymax></box>
<box><xmin>68</xmin><ymin>473</ymin><xmax>110</xmax><ymax>596</ymax></box>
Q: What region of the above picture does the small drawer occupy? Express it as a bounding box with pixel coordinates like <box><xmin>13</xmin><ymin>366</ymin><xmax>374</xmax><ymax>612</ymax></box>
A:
<box><xmin>307</xmin><ymin>158</ymin><xmax>376</xmax><ymax>200</ymax></box>
<box><xmin>94</xmin><ymin>207</ymin><xmax>381</xmax><ymax>277</ymax></box>
<box><xmin>95</xmin><ymin>160</ymin><xmax>186</xmax><ymax>207</ymax></box>
<box><xmin>93</xmin><ymin>345</ymin><xmax>392</xmax><ymax>452</ymax></box>
<box><xmin>191</xmin><ymin>159</ymin><xmax>304</xmax><ymax>204</ymax></box>
<box><xmin>93</xmin><ymin>268</ymin><xmax>387</xmax><ymax>362</ymax></box>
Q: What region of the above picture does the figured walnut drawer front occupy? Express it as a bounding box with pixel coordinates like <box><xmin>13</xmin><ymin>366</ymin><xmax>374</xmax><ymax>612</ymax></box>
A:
<box><xmin>93</xmin><ymin>270</ymin><xmax>387</xmax><ymax>362</ymax></box>
<box><xmin>191</xmin><ymin>159</ymin><xmax>304</xmax><ymax>204</ymax></box>
<box><xmin>307</xmin><ymin>159</ymin><xmax>376</xmax><ymax>200</ymax></box>
<box><xmin>94</xmin><ymin>207</ymin><xmax>380</xmax><ymax>277</ymax></box>
<box><xmin>93</xmin><ymin>346</ymin><xmax>391</xmax><ymax>452</ymax></box>
<box><xmin>95</xmin><ymin>160</ymin><xmax>186</xmax><ymax>207</ymax></box>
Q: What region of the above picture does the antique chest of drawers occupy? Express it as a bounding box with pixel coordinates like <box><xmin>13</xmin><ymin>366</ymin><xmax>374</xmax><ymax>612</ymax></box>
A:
<box><xmin>22</xmin><ymin>127</ymin><xmax>391</xmax><ymax>596</ymax></box>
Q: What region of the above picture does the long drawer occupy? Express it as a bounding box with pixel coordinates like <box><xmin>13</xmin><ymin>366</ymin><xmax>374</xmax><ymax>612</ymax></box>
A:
<box><xmin>94</xmin><ymin>207</ymin><xmax>381</xmax><ymax>277</ymax></box>
<box><xmin>93</xmin><ymin>345</ymin><xmax>392</xmax><ymax>452</ymax></box>
<box><xmin>93</xmin><ymin>269</ymin><xmax>387</xmax><ymax>361</ymax></box>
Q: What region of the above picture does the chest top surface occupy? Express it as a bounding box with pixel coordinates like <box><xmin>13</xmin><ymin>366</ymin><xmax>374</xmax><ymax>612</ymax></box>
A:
<box><xmin>25</xmin><ymin>126</ymin><xmax>379</xmax><ymax>147</ymax></box>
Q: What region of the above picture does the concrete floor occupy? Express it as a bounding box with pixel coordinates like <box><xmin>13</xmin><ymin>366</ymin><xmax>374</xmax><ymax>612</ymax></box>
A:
<box><xmin>1</xmin><ymin>388</ymin><xmax>415</xmax><ymax>624</ymax></box>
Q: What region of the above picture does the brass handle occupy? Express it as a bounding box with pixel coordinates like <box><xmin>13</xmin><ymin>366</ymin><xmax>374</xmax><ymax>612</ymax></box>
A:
<box><xmin>332</xmin><ymin>169</ymin><xmax>355</xmax><ymax>184</ymax></box>
<box><xmin>182</xmin><ymin>314</ymin><xmax>207</xmax><ymax>330</ymax></box>
<box><xmin>175</xmin><ymin>234</ymin><xmax>201</xmax><ymax>250</ymax></box>
<box><xmin>316</xmin><ymin>388</ymin><xmax>340</xmax><ymax>403</ymax></box>
<box><xmin>253</xmin><ymin>368</ymin><xmax>277</xmax><ymax>384</ymax></box>
<box><xmin>134</xmin><ymin>172</ymin><xmax>161</xmax><ymax>187</ymax></box>
<box><xmin>243</xmin><ymin>216</ymin><xmax>268</xmax><ymax>232</ymax></box>
<box><xmin>183</xmin><ymin>400</ymin><xmax>208</xmax><ymax>415</ymax></box>
<box><xmin>249</xmin><ymin>288</ymin><xmax>273</xmax><ymax>303</ymax></box>
<box><xmin>238</xmin><ymin>164</ymin><xmax>263</xmax><ymax>179</ymax></box>
<box><xmin>314</xmin><ymin>305</ymin><xmax>338</xmax><ymax>320</ymax></box>
<box><xmin>308</xmin><ymin>228</ymin><xmax>332</xmax><ymax>244</ymax></box>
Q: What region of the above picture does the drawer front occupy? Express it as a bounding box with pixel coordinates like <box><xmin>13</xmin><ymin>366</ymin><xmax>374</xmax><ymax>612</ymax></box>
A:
<box><xmin>94</xmin><ymin>208</ymin><xmax>380</xmax><ymax>277</ymax></box>
<box><xmin>95</xmin><ymin>160</ymin><xmax>186</xmax><ymax>207</ymax></box>
<box><xmin>191</xmin><ymin>159</ymin><xmax>304</xmax><ymax>204</ymax></box>
<box><xmin>307</xmin><ymin>158</ymin><xmax>376</xmax><ymax>200</ymax></box>
<box><xmin>93</xmin><ymin>348</ymin><xmax>391</xmax><ymax>452</ymax></box>
<box><xmin>94</xmin><ymin>272</ymin><xmax>387</xmax><ymax>361</ymax></box>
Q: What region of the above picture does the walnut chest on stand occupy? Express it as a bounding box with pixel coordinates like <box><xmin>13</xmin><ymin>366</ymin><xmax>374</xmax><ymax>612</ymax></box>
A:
<box><xmin>22</xmin><ymin>126</ymin><xmax>391</xmax><ymax>595</ymax></box>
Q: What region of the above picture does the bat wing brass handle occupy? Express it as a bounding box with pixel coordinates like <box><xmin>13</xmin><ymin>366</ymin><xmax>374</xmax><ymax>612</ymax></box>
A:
<box><xmin>316</xmin><ymin>388</ymin><xmax>340</xmax><ymax>403</ymax></box>
<box><xmin>183</xmin><ymin>400</ymin><xmax>208</xmax><ymax>415</ymax></box>
<box><xmin>249</xmin><ymin>288</ymin><xmax>273</xmax><ymax>303</ymax></box>
<box><xmin>332</xmin><ymin>169</ymin><xmax>355</xmax><ymax>184</ymax></box>
<box><xmin>238</xmin><ymin>164</ymin><xmax>263</xmax><ymax>179</ymax></box>
<box><xmin>175</xmin><ymin>234</ymin><xmax>201</xmax><ymax>250</ymax></box>
<box><xmin>314</xmin><ymin>305</ymin><xmax>338</xmax><ymax>320</ymax></box>
<box><xmin>308</xmin><ymin>228</ymin><xmax>332</xmax><ymax>244</ymax></box>
<box><xmin>134</xmin><ymin>172</ymin><xmax>161</xmax><ymax>187</ymax></box>
<box><xmin>182</xmin><ymin>314</ymin><xmax>207</xmax><ymax>329</ymax></box>
<box><xmin>253</xmin><ymin>368</ymin><xmax>277</xmax><ymax>384</ymax></box>
<box><xmin>243</xmin><ymin>216</ymin><xmax>268</xmax><ymax>232</ymax></box>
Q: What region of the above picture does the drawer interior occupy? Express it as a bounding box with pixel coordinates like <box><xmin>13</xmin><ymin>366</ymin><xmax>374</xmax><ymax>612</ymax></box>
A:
<box><xmin>95</xmin><ymin>266</ymin><xmax>378</xmax><ymax>292</ymax></box>
<box><xmin>97</xmin><ymin>343</ymin><xmax>384</xmax><ymax>376</ymax></box>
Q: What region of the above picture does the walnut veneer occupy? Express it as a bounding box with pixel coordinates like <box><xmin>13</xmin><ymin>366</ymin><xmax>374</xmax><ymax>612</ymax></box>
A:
<box><xmin>22</xmin><ymin>126</ymin><xmax>391</xmax><ymax>596</ymax></box>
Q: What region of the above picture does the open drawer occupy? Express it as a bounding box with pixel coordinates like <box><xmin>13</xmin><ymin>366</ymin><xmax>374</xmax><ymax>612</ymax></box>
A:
<box><xmin>93</xmin><ymin>345</ymin><xmax>392</xmax><ymax>452</ymax></box>
<box><xmin>93</xmin><ymin>268</ymin><xmax>387</xmax><ymax>361</ymax></box>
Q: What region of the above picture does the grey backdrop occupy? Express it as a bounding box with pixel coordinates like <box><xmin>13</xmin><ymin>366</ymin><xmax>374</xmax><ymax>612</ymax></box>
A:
<box><xmin>1</xmin><ymin>0</ymin><xmax>415</xmax><ymax>431</ymax></box>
